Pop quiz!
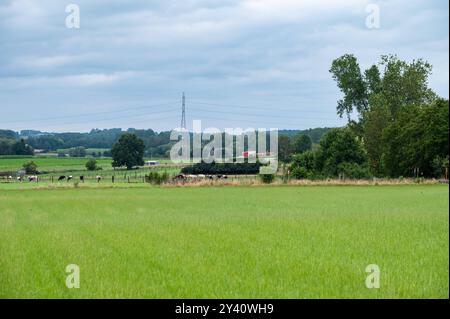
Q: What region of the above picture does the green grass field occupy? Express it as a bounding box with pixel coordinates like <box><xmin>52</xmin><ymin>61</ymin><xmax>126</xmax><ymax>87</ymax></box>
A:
<box><xmin>0</xmin><ymin>185</ymin><xmax>448</xmax><ymax>298</ymax></box>
<box><xmin>0</xmin><ymin>157</ymin><xmax>174</xmax><ymax>172</ymax></box>
<box><xmin>0</xmin><ymin>157</ymin><xmax>113</xmax><ymax>172</ymax></box>
<box><xmin>0</xmin><ymin>157</ymin><xmax>181</xmax><ymax>181</ymax></box>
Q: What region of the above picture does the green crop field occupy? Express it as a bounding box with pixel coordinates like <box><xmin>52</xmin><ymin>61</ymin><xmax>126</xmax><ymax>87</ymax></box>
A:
<box><xmin>0</xmin><ymin>184</ymin><xmax>448</xmax><ymax>299</ymax></box>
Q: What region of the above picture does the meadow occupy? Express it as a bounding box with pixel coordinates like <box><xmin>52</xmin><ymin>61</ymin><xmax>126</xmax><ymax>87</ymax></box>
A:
<box><xmin>0</xmin><ymin>156</ymin><xmax>180</xmax><ymax>182</ymax></box>
<box><xmin>0</xmin><ymin>156</ymin><xmax>113</xmax><ymax>172</ymax></box>
<box><xmin>0</xmin><ymin>184</ymin><xmax>448</xmax><ymax>299</ymax></box>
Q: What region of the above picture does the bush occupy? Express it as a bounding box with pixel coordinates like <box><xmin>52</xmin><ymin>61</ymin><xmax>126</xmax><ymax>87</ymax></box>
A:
<box><xmin>85</xmin><ymin>159</ymin><xmax>98</xmax><ymax>171</ymax></box>
<box><xmin>290</xmin><ymin>151</ymin><xmax>316</xmax><ymax>179</ymax></box>
<box><xmin>431</xmin><ymin>156</ymin><xmax>449</xmax><ymax>178</ymax></box>
<box><xmin>291</xmin><ymin>167</ymin><xmax>309</xmax><ymax>179</ymax></box>
<box><xmin>336</xmin><ymin>162</ymin><xmax>371</xmax><ymax>179</ymax></box>
<box><xmin>145</xmin><ymin>171</ymin><xmax>170</xmax><ymax>185</ymax></box>
<box><xmin>23</xmin><ymin>161</ymin><xmax>38</xmax><ymax>174</ymax></box>
<box><xmin>259</xmin><ymin>174</ymin><xmax>275</xmax><ymax>184</ymax></box>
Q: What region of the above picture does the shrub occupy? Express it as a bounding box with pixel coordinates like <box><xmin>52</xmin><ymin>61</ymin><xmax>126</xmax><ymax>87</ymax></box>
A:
<box><xmin>23</xmin><ymin>161</ymin><xmax>38</xmax><ymax>174</ymax></box>
<box><xmin>145</xmin><ymin>171</ymin><xmax>170</xmax><ymax>185</ymax></box>
<box><xmin>336</xmin><ymin>162</ymin><xmax>371</xmax><ymax>179</ymax></box>
<box><xmin>431</xmin><ymin>156</ymin><xmax>449</xmax><ymax>178</ymax></box>
<box><xmin>85</xmin><ymin>159</ymin><xmax>98</xmax><ymax>171</ymax></box>
<box><xmin>259</xmin><ymin>174</ymin><xmax>275</xmax><ymax>184</ymax></box>
<box><xmin>291</xmin><ymin>167</ymin><xmax>309</xmax><ymax>179</ymax></box>
<box><xmin>290</xmin><ymin>151</ymin><xmax>316</xmax><ymax>179</ymax></box>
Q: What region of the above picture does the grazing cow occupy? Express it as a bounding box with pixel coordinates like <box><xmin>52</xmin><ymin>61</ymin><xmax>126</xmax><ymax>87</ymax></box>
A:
<box><xmin>17</xmin><ymin>176</ymin><xmax>22</xmax><ymax>182</ymax></box>
<box><xmin>96</xmin><ymin>175</ymin><xmax>102</xmax><ymax>183</ymax></box>
<box><xmin>28</xmin><ymin>175</ymin><xmax>38</xmax><ymax>182</ymax></box>
<box><xmin>58</xmin><ymin>176</ymin><xmax>66</xmax><ymax>181</ymax></box>
<box><xmin>80</xmin><ymin>176</ymin><xmax>84</xmax><ymax>183</ymax></box>
<box><xmin>67</xmin><ymin>176</ymin><xmax>73</xmax><ymax>182</ymax></box>
<box><xmin>173</xmin><ymin>174</ymin><xmax>186</xmax><ymax>181</ymax></box>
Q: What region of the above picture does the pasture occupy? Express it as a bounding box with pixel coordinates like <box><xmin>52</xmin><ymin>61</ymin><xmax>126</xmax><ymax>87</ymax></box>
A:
<box><xmin>0</xmin><ymin>157</ymin><xmax>113</xmax><ymax>173</ymax></box>
<box><xmin>0</xmin><ymin>184</ymin><xmax>448</xmax><ymax>298</ymax></box>
<box><xmin>0</xmin><ymin>157</ymin><xmax>181</xmax><ymax>183</ymax></box>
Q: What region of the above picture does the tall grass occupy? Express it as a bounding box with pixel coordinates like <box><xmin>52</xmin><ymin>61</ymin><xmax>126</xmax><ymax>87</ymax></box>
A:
<box><xmin>0</xmin><ymin>185</ymin><xmax>448</xmax><ymax>298</ymax></box>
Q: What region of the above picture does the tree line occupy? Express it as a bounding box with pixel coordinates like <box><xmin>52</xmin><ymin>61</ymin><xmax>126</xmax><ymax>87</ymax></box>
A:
<box><xmin>286</xmin><ymin>54</ymin><xmax>448</xmax><ymax>179</ymax></box>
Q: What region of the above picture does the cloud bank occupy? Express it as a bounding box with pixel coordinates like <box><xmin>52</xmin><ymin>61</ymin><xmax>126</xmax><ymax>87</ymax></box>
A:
<box><xmin>0</xmin><ymin>0</ymin><xmax>448</xmax><ymax>132</ymax></box>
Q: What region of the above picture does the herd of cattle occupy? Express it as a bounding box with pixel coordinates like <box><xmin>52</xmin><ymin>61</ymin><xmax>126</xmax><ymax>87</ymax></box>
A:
<box><xmin>3</xmin><ymin>174</ymin><xmax>229</xmax><ymax>183</ymax></box>
<box><xmin>174</xmin><ymin>174</ymin><xmax>228</xmax><ymax>181</ymax></box>
<box><xmin>4</xmin><ymin>175</ymin><xmax>103</xmax><ymax>183</ymax></box>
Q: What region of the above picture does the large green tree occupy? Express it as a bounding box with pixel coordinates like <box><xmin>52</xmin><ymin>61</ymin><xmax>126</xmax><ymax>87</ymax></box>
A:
<box><xmin>278</xmin><ymin>135</ymin><xmax>292</xmax><ymax>163</ymax></box>
<box><xmin>291</xmin><ymin>134</ymin><xmax>312</xmax><ymax>154</ymax></box>
<box><xmin>111</xmin><ymin>133</ymin><xmax>145</xmax><ymax>170</ymax></box>
<box><xmin>315</xmin><ymin>128</ymin><xmax>368</xmax><ymax>177</ymax></box>
<box><xmin>382</xmin><ymin>99</ymin><xmax>449</xmax><ymax>177</ymax></box>
<box><xmin>330</xmin><ymin>54</ymin><xmax>442</xmax><ymax>176</ymax></box>
<box><xmin>329</xmin><ymin>54</ymin><xmax>368</xmax><ymax>120</ymax></box>
<box><xmin>12</xmin><ymin>139</ymin><xmax>34</xmax><ymax>155</ymax></box>
<box><xmin>330</xmin><ymin>54</ymin><xmax>436</xmax><ymax>121</ymax></box>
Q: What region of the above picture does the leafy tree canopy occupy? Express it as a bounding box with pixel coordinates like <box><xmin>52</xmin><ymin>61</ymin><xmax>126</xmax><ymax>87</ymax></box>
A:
<box><xmin>111</xmin><ymin>133</ymin><xmax>145</xmax><ymax>170</ymax></box>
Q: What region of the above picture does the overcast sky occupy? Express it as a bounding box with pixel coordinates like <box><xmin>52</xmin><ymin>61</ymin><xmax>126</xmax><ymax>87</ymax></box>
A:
<box><xmin>0</xmin><ymin>0</ymin><xmax>448</xmax><ymax>132</ymax></box>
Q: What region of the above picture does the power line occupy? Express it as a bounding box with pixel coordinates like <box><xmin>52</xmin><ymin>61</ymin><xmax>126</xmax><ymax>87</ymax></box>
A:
<box><xmin>185</xmin><ymin>114</ymin><xmax>340</xmax><ymax>128</ymax></box>
<box><xmin>1</xmin><ymin>101</ymin><xmax>179</xmax><ymax>125</ymax></box>
<box><xmin>188</xmin><ymin>107</ymin><xmax>337</xmax><ymax>121</ymax></box>
<box><xmin>189</xmin><ymin>100</ymin><xmax>336</xmax><ymax>114</ymax></box>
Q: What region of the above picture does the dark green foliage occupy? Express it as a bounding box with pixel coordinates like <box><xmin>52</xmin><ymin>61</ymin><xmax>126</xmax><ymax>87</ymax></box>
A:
<box><xmin>382</xmin><ymin>99</ymin><xmax>449</xmax><ymax>177</ymax></box>
<box><xmin>145</xmin><ymin>171</ymin><xmax>170</xmax><ymax>185</ymax></box>
<box><xmin>330</xmin><ymin>54</ymin><xmax>447</xmax><ymax>178</ymax></box>
<box><xmin>278</xmin><ymin>128</ymin><xmax>330</xmax><ymax>144</ymax></box>
<box><xmin>182</xmin><ymin>162</ymin><xmax>262</xmax><ymax>175</ymax></box>
<box><xmin>0</xmin><ymin>136</ymin><xmax>33</xmax><ymax>156</ymax></box>
<box><xmin>336</xmin><ymin>162</ymin><xmax>371</xmax><ymax>179</ymax></box>
<box><xmin>111</xmin><ymin>133</ymin><xmax>145</xmax><ymax>170</ymax></box>
<box><xmin>68</xmin><ymin>146</ymin><xmax>86</xmax><ymax>158</ymax></box>
<box><xmin>278</xmin><ymin>135</ymin><xmax>293</xmax><ymax>163</ymax></box>
<box><xmin>259</xmin><ymin>174</ymin><xmax>275</xmax><ymax>184</ymax></box>
<box><xmin>0</xmin><ymin>138</ymin><xmax>13</xmax><ymax>155</ymax></box>
<box><xmin>431</xmin><ymin>156</ymin><xmax>449</xmax><ymax>179</ymax></box>
<box><xmin>291</xmin><ymin>166</ymin><xmax>309</xmax><ymax>179</ymax></box>
<box><xmin>12</xmin><ymin>139</ymin><xmax>34</xmax><ymax>156</ymax></box>
<box><xmin>315</xmin><ymin>128</ymin><xmax>367</xmax><ymax>177</ymax></box>
<box><xmin>362</xmin><ymin>103</ymin><xmax>390</xmax><ymax>175</ymax></box>
<box><xmin>23</xmin><ymin>161</ymin><xmax>38</xmax><ymax>174</ymax></box>
<box><xmin>329</xmin><ymin>54</ymin><xmax>368</xmax><ymax>119</ymax></box>
<box><xmin>24</xmin><ymin>128</ymin><xmax>174</xmax><ymax>158</ymax></box>
<box><xmin>290</xmin><ymin>151</ymin><xmax>316</xmax><ymax>179</ymax></box>
<box><xmin>26</xmin><ymin>136</ymin><xmax>64</xmax><ymax>151</ymax></box>
<box><xmin>0</xmin><ymin>130</ymin><xmax>17</xmax><ymax>139</ymax></box>
<box><xmin>85</xmin><ymin>159</ymin><xmax>98</xmax><ymax>171</ymax></box>
<box><xmin>292</xmin><ymin>134</ymin><xmax>312</xmax><ymax>154</ymax></box>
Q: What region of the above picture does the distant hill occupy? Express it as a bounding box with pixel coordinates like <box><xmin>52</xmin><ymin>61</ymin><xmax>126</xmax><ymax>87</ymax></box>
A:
<box><xmin>278</xmin><ymin>127</ymin><xmax>332</xmax><ymax>144</ymax></box>
<box><xmin>0</xmin><ymin>127</ymin><xmax>334</xmax><ymax>157</ymax></box>
<box><xmin>0</xmin><ymin>129</ymin><xmax>18</xmax><ymax>140</ymax></box>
